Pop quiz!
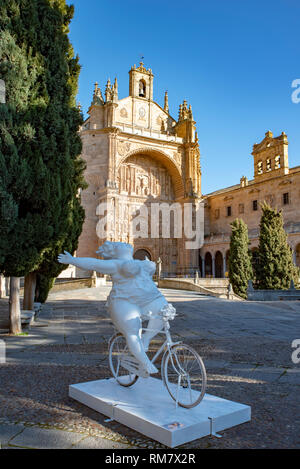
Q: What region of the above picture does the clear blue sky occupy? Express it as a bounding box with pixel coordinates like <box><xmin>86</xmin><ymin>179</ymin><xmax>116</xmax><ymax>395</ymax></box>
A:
<box><xmin>68</xmin><ymin>0</ymin><xmax>300</xmax><ymax>194</ymax></box>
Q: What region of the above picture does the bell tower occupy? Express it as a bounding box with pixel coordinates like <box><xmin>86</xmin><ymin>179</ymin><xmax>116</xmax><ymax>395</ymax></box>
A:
<box><xmin>129</xmin><ymin>61</ymin><xmax>153</xmax><ymax>101</ymax></box>
<box><xmin>252</xmin><ymin>130</ymin><xmax>289</xmax><ymax>181</ymax></box>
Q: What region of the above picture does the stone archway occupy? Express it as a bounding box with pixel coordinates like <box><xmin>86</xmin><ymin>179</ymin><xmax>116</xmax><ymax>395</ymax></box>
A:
<box><xmin>116</xmin><ymin>151</ymin><xmax>180</xmax><ymax>274</ymax></box>
<box><xmin>118</xmin><ymin>153</ymin><xmax>175</xmax><ymax>201</ymax></box>
<box><xmin>205</xmin><ymin>252</ymin><xmax>212</xmax><ymax>277</ymax></box>
<box><xmin>215</xmin><ymin>251</ymin><xmax>223</xmax><ymax>278</ymax></box>
<box><xmin>134</xmin><ymin>248</ymin><xmax>152</xmax><ymax>261</ymax></box>
<box><xmin>117</xmin><ymin>147</ymin><xmax>184</xmax><ymax>199</ymax></box>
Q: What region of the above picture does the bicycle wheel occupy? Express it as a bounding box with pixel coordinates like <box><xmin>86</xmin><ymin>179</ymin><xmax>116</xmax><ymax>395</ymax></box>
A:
<box><xmin>162</xmin><ymin>344</ymin><xmax>206</xmax><ymax>408</ymax></box>
<box><xmin>108</xmin><ymin>333</ymin><xmax>139</xmax><ymax>387</ymax></box>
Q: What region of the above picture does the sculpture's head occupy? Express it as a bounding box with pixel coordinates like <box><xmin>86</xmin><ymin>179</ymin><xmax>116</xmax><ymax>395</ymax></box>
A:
<box><xmin>96</xmin><ymin>241</ymin><xmax>133</xmax><ymax>260</ymax></box>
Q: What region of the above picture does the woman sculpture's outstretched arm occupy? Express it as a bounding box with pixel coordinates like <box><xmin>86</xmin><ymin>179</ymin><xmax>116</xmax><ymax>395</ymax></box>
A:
<box><xmin>58</xmin><ymin>251</ymin><xmax>117</xmax><ymax>274</ymax></box>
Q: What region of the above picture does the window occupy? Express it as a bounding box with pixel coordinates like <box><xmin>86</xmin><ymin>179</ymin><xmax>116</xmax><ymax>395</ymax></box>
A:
<box><xmin>275</xmin><ymin>155</ymin><xmax>281</xmax><ymax>169</ymax></box>
<box><xmin>215</xmin><ymin>208</ymin><xmax>220</xmax><ymax>219</ymax></box>
<box><xmin>238</xmin><ymin>203</ymin><xmax>244</xmax><ymax>214</ymax></box>
<box><xmin>226</xmin><ymin>206</ymin><xmax>232</xmax><ymax>217</ymax></box>
<box><xmin>283</xmin><ymin>192</ymin><xmax>289</xmax><ymax>205</ymax></box>
<box><xmin>257</xmin><ymin>161</ymin><xmax>263</xmax><ymax>174</ymax></box>
<box><xmin>266</xmin><ymin>159</ymin><xmax>271</xmax><ymax>171</ymax></box>
<box><xmin>253</xmin><ymin>200</ymin><xmax>258</xmax><ymax>211</ymax></box>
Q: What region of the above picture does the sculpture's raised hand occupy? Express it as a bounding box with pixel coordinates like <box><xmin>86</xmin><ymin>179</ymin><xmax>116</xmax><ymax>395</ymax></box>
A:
<box><xmin>58</xmin><ymin>251</ymin><xmax>73</xmax><ymax>265</ymax></box>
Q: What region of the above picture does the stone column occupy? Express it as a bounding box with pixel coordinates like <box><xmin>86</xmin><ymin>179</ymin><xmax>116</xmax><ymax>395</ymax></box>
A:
<box><xmin>201</xmin><ymin>257</ymin><xmax>205</xmax><ymax>278</ymax></box>
<box><xmin>212</xmin><ymin>256</ymin><xmax>216</xmax><ymax>278</ymax></box>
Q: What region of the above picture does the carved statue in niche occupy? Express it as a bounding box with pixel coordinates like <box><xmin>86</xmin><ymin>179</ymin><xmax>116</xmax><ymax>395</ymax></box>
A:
<box><xmin>136</xmin><ymin>172</ymin><xmax>149</xmax><ymax>196</ymax></box>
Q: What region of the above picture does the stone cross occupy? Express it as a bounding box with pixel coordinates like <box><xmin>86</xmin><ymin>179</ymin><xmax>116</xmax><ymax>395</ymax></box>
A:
<box><xmin>0</xmin><ymin>80</ymin><xmax>5</xmax><ymax>104</ymax></box>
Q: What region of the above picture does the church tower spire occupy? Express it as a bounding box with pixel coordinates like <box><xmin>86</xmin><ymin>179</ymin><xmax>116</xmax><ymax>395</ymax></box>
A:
<box><xmin>91</xmin><ymin>81</ymin><xmax>104</xmax><ymax>105</ymax></box>
<box><xmin>111</xmin><ymin>77</ymin><xmax>118</xmax><ymax>103</ymax></box>
<box><xmin>105</xmin><ymin>78</ymin><xmax>112</xmax><ymax>102</ymax></box>
<box><xmin>164</xmin><ymin>90</ymin><xmax>169</xmax><ymax>114</ymax></box>
<box><xmin>129</xmin><ymin>61</ymin><xmax>153</xmax><ymax>100</ymax></box>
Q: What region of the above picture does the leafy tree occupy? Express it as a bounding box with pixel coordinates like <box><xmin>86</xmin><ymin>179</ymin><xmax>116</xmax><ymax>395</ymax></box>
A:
<box><xmin>228</xmin><ymin>218</ymin><xmax>253</xmax><ymax>299</ymax></box>
<box><xmin>0</xmin><ymin>0</ymin><xmax>85</xmax><ymax>331</ymax></box>
<box><xmin>255</xmin><ymin>202</ymin><xmax>298</xmax><ymax>289</ymax></box>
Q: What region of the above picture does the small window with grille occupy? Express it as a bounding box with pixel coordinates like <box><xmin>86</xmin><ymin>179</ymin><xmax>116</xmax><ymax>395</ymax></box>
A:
<box><xmin>283</xmin><ymin>192</ymin><xmax>289</xmax><ymax>205</ymax></box>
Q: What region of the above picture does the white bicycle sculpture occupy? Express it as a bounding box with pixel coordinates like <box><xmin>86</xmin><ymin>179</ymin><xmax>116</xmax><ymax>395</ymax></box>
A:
<box><xmin>108</xmin><ymin>304</ymin><xmax>207</xmax><ymax>409</ymax></box>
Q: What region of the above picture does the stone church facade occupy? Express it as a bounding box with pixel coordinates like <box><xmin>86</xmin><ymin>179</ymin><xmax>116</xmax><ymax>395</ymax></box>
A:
<box><xmin>76</xmin><ymin>62</ymin><xmax>201</xmax><ymax>275</ymax></box>
<box><xmin>77</xmin><ymin>62</ymin><xmax>300</xmax><ymax>277</ymax></box>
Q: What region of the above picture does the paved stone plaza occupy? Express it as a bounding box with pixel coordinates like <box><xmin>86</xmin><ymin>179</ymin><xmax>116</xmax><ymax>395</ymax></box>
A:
<box><xmin>0</xmin><ymin>286</ymin><xmax>299</xmax><ymax>449</ymax></box>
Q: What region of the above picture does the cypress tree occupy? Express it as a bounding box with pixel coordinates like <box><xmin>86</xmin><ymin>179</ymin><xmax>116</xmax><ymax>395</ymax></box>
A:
<box><xmin>228</xmin><ymin>218</ymin><xmax>253</xmax><ymax>299</ymax></box>
<box><xmin>35</xmin><ymin>194</ymin><xmax>85</xmax><ymax>303</ymax></box>
<box><xmin>0</xmin><ymin>0</ymin><xmax>85</xmax><ymax>330</ymax></box>
<box><xmin>255</xmin><ymin>202</ymin><xmax>298</xmax><ymax>289</ymax></box>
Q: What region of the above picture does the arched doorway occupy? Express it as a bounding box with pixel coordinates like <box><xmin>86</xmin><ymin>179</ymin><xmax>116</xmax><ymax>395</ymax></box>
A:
<box><xmin>205</xmin><ymin>252</ymin><xmax>212</xmax><ymax>277</ymax></box>
<box><xmin>215</xmin><ymin>251</ymin><xmax>223</xmax><ymax>278</ymax></box>
<box><xmin>134</xmin><ymin>249</ymin><xmax>152</xmax><ymax>261</ymax></box>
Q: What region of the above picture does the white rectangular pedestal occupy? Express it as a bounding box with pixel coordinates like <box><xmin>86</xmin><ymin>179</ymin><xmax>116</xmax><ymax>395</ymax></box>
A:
<box><xmin>69</xmin><ymin>377</ymin><xmax>251</xmax><ymax>448</ymax></box>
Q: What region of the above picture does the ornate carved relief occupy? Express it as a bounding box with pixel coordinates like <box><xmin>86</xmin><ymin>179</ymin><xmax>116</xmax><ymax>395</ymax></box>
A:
<box><xmin>118</xmin><ymin>146</ymin><xmax>182</xmax><ymax>175</ymax></box>
<box><xmin>118</xmin><ymin>154</ymin><xmax>174</xmax><ymax>200</ymax></box>
<box><xmin>172</xmin><ymin>151</ymin><xmax>182</xmax><ymax>165</ymax></box>
<box><xmin>278</xmin><ymin>179</ymin><xmax>292</xmax><ymax>186</ymax></box>
<box><xmin>138</xmin><ymin>107</ymin><xmax>146</xmax><ymax>120</ymax></box>
<box><xmin>120</xmin><ymin>107</ymin><xmax>128</xmax><ymax>118</ymax></box>
<box><xmin>117</xmin><ymin>141</ymin><xmax>131</xmax><ymax>156</ymax></box>
<box><xmin>249</xmin><ymin>188</ymin><xmax>260</xmax><ymax>194</ymax></box>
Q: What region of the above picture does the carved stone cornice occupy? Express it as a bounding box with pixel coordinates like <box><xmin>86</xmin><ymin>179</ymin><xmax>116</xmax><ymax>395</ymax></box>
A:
<box><xmin>278</xmin><ymin>179</ymin><xmax>292</xmax><ymax>186</ymax></box>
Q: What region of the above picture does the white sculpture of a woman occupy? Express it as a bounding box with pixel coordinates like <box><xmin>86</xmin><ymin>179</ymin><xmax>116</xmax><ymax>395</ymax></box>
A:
<box><xmin>58</xmin><ymin>241</ymin><xmax>169</xmax><ymax>375</ymax></box>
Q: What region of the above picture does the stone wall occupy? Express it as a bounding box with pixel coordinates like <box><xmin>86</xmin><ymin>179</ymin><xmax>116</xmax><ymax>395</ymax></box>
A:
<box><xmin>158</xmin><ymin>277</ymin><xmax>242</xmax><ymax>300</ymax></box>
<box><xmin>247</xmin><ymin>282</ymin><xmax>300</xmax><ymax>301</ymax></box>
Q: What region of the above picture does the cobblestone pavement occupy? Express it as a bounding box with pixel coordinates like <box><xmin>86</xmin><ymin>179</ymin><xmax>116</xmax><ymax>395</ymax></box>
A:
<box><xmin>0</xmin><ymin>286</ymin><xmax>299</xmax><ymax>449</ymax></box>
